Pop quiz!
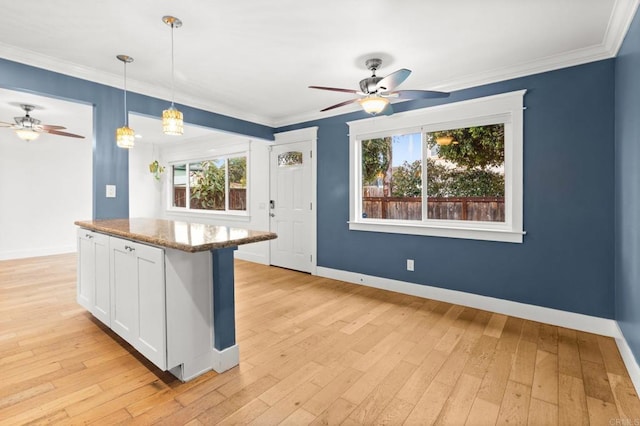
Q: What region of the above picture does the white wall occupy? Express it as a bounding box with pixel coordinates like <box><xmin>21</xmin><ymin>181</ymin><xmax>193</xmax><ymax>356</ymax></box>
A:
<box><xmin>129</xmin><ymin>141</ymin><xmax>163</xmax><ymax>218</ymax></box>
<box><xmin>126</xmin><ymin>134</ymin><xmax>272</xmax><ymax>264</ymax></box>
<box><xmin>0</xmin><ymin>106</ymin><xmax>92</xmax><ymax>260</ymax></box>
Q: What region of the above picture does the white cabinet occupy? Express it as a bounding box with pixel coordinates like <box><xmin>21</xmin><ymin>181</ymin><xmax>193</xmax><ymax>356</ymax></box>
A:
<box><xmin>109</xmin><ymin>236</ymin><xmax>166</xmax><ymax>370</ymax></box>
<box><xmin>77</xmin><ymin>228</ymin><xmax>221</xmax><ymax>381</ymax></box>
<box><xmin>77</xmin><ymin>230</ymin><xmax>110</xmax><ymax>326</ymax></box>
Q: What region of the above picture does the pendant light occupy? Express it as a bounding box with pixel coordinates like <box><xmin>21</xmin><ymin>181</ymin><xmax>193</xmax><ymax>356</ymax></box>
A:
<box><xmin>162</xmin><ymin>15</ymin><xmax>184</xmax><ymax>135</ymax></box>
<box><xmin>116</xmin><ymin>54</ymin><xmax>135</xmax><ymax>149</ymax></box>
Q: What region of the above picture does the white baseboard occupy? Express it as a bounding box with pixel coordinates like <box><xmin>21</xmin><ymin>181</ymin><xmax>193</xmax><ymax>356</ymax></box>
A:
<box><xmin>614</xmin><ymin>323</ymin><xmax>640</xmax><ymax>396</ymax></box>
<box><xmin>212</xmin><ymin>344</ymin><xmax>240</xmax><ymax>374</ymax></box>
<box><xmin>316</xmin><ymin>266</ymin><xmax>621</xmax><ymax>338</ymax></box>
<box><xmin>234</xmin><ymin>250</ymin><xmax>268</xmax><ymax>265</ymax></box>
<box><xmin>0</xmin><ymin>245</ymin><xmax>76</xmax><ymax>261</ymax></box>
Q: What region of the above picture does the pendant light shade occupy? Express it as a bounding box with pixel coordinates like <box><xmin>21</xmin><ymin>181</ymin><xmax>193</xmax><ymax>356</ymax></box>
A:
<box><xmin>116</xmin><ymin>54</ymin><xmax>135</xmax><ymax>149</ymax></box>
<box><xmin>162</xmin><ymin>15</ymin><xmax>184</xmax><ymax>136</ymax></box>
<box><xmin>162</xmin><ymin>105</ymin><xmax>183</xmax><ymax>135</ymax></box>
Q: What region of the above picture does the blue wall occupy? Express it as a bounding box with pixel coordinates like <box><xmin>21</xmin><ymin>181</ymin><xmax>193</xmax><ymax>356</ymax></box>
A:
<box><xmin>1</xmin><ymin>55</ymin><xmax>619</xmax><ymax>319</ymax></box>
<box><xmin>0</xmin><ymin>58</ymin><xmax>274</xmax><ymax>220</ymax></box>
<box><xmin>615</xmin><ymin>10</ymin><xmax>640</xmax><ymax>365</ymax></box>
<box><xmin>279</xmin><ymin>60</ymin><xmax>616</xmax><ymax>318</ymax></box>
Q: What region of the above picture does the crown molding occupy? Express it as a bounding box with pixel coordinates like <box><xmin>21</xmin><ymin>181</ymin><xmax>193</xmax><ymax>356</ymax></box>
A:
<box><xmin>0</xmin><ymin>43</ymin><xmax>274</xmax><ymax>128</ymax></box>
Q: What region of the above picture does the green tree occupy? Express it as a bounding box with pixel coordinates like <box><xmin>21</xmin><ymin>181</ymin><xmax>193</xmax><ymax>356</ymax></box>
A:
<box><xmin>425</xmin><ymin>158</ymin><xmax>504</xmax><ymax>197</ymax></box>
<box><xmin>428</xmin><ymin>124</ymin><xmax>504</xmax><ymax>170</ymax></box>
<box><xmin>228</xmin><ymin>157</ymin><xmax>247</xmax><ymax>187</ymax></box>
<box><xmin>361</xmin><ymin>137</ymin><xmax>391</xmax><ymax>184</ymax></box>
<box><xmin>392</xmin><ymin>160</ymin><xmax>422</xmax><ymax>197</ymax></box>
<box><xmin>190</xmin><ymin>160</ymin><xmax>226</xmax><ymax>210</ymax></box>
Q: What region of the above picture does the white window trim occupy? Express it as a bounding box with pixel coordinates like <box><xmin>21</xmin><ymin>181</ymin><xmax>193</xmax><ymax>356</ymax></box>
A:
<box><xmin>167</xmin><ymin>150</ymin><xmax>250</xmax><ymax>217</ymax></box>
<box><xmin>347</xmin><ymin>90</ymin><xmax>526</xmax><ymax>243</ymax></box>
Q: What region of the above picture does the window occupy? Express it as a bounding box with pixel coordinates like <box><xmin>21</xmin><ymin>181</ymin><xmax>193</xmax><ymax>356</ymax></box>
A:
<box><xmin>171</xmin><ymin>155</ymin><xmax>247</xmax><ymax>213</ymax></box>
<box><xmin>348</xmin><ymin>90</ymin><xmax>525</xmax><ymax>243</ymax></box>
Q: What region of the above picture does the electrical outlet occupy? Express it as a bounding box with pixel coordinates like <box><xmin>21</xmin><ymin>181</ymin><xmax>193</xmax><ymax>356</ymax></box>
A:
<box><xmin>106</xmin><ymin>185</ymin><xmax>116</xmax><ymax>198</ymax></box>
<box><xmin>406</xmin><ymin>259</ymin><xmax>414</xmax><ymax>271</ymax></box>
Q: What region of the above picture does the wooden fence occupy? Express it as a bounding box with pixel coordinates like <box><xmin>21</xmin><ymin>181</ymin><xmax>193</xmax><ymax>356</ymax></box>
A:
<box><xmin>362</xmin><ymin>196</ymin><xmax>505</xmax><ymax>222</ymax></box>
<box><xmin>174</xmin><ymin>187</ymin><xmax>247</xmax><ymax>211</ymax></box>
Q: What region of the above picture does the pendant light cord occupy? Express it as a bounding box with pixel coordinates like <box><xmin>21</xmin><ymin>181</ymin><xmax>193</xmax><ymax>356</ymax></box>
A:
<box><xmin>170</xmin><ymin>22</ymin><xmax>175</xmax><ymax>108</ymax></box>
<box><xmin>123</xmin><ymin>60</ymin><xmax>128</xmax><ymax>126</ymax></box>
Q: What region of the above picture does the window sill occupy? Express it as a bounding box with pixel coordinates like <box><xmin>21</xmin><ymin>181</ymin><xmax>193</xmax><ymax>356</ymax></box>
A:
<box><xmin>348</xmin><ymin>220</ymin><xmax>525</xmax><ymax>243</ymax></box>
<box><xmin>166</xmin><ymin>208</ymin><xmax>251</xmax><ymax>223</ymax></box>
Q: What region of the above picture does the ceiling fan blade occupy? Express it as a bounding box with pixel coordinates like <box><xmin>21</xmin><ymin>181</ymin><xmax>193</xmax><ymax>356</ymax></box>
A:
<box><xmin>379</xmin><ymin>103</ymin><xmax>394</xmax><ymax>116</ymax></box>
<box><xmin>376</xmin><ymin>68</ymin><xmax>411</xmax><ymax>92</ymax></box>
<box><xmin>389</xmin><ymin>89</ymin><xmax>450</xmax><ymax>99</ymax></box>
<box><xmin>43</xmin><ymin>129</ymin><xmax>85</xmax><ymax>139</ymax></box>
<box><xmin>320</xmin><ymin>98</ymin><xmax>360</xmax><ymax>112</ymax></box>
<box><xmin>309</xmin><ymin>85</ymin><xmax>359</xmax><ymax>94</ymax></box>
<box><xmin>40</xmin><ymin>124</ymin><xmax>67</xmax><ymax>130</ymax></box>
<box><xmin>0</xmin><ymin>121</ymin><xmax>15</xmax><ymax>127</ymax></box>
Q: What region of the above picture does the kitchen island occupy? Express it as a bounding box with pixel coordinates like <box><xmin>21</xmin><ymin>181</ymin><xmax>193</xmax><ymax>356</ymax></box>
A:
<box><xmin>75</xmin><ymin>218</ymin><xmax>277</xmax><ymax>381</ymax></box>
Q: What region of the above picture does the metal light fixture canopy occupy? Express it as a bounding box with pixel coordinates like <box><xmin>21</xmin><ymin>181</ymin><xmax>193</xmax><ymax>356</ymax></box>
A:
<box><xmin>162</xmin><ymin>15</ymin><xmax>184</xmax><ymax>136</ymax></box>
<box><xmin>116</xmin><ymin>54</ymin><xmax>135</xmax><ymax>149</ymax></box>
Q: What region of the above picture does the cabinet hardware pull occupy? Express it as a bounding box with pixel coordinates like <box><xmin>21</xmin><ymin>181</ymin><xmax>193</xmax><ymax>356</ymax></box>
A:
<box><xmin>125</xmin><ymin>245</ymin><xmax>135</xmax><ymax>252</ymax></box>
<box><xmin>86</xmin><ymin>234</ymin><xmax>93</xmax><ymax>239</ymax></box>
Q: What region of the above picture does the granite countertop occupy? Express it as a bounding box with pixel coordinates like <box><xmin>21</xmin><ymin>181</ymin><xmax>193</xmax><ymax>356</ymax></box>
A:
<box><xmin>75</xmin><ymin>218</ymin><xmax>277</xmax><ymax>253</ymax></box>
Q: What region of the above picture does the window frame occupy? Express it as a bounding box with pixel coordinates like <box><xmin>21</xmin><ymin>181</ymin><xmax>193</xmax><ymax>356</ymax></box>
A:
<box><xmin>167</xmin><ymin>152</ymin><xmax>249</xmax><ymax>217</ymax></box>
<box><xmin>348</xmin><ymin>90</ymin><xmax>526</xmax><ymax>243</ymax></box>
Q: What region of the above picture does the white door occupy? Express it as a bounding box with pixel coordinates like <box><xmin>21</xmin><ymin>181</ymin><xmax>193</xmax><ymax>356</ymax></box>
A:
<box><xmin>269</xmin><ymin>141</ymin><xmax>312</xmax><ymax>272</ymax></box>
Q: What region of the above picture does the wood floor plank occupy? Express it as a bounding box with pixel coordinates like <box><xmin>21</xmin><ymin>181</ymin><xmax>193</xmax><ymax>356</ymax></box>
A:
<box><xmin>371</xmin><ymin>397</ymin><xmax>414</xmax><ymax>425</ymax></box>
<box><xmin>609</xmin><ymin>372</ymin><xmax>640</xmax><ymax>421</ymax></box>
<box><xmin>531</xmin><ymin>350</ymin><xmax>558</xmax><ymax>404</ymax></box>
<box><xmin>1</xmin><ymin>254</ymin><xmax>638</xmax><ymax>425</ymax></box>
<box><xmin>558</xmin><ymin>374</ymin><xmax>589</xmax><ymax>426</ymax></box>
<box><xmin>509</xmin><ymin>340</ymin><xmax>537</xmax><ymax>386</ymax></box>
<box><xmin>435</xmin><ymin>373</ymin><xmax>482</xmax><ymax>425</ymax></box>
<box><xmin>496</xmin><ymin>380</ymin><xmax>531</xmax><ymax>425</ymax></box>
<box><xmin>403</xmin><ymin>379</ymin><xmax>453</xmax><ymax>425</ymax></box>
<box><xmin>465</xmin><ymin>397</ymin><xmax>500</xmax><ymax>425</ymax></box>
<box><xmin>558</xmin><ymin>327</ymin><xmax>583</xmax><ymax>379</ymax></box>
<box><xmin>527</xmin><ymin>397</ymin><xmax>558</xmax><ymax>425</ymax></box>
<box><xmin>346</xmin><ymin>360</ymin><xmax>416</xmax><ymax>424</ymax></box>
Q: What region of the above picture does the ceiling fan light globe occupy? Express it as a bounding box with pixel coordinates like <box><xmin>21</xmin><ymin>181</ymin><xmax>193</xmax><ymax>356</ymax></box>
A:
<box><xmin>15</xmin><ymin>128</ymin><xmax>40</xmax><ymax>141</ymax></box>
<box><xmin>359</xmin><ymin>96</ymin><xmax>389</xmax><ymax>115</ymax></box>
<box><xmin>162</xmin><ymin>106</ymin><xmax>184</xmax><ymax>135</ymax></box>
<box><xmin>116</xmin><ymin>125</ymin><xmax>135</xmax><ymax>149</ymax></box>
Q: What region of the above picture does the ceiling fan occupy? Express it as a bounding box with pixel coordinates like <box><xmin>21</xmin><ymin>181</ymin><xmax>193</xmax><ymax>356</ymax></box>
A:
<box><xmin>0</xmin><ymin>104</ymin><xmax>85</xmax><ymax>141</ymax></box>
<box><xmin>309</xmin><ymin>58</ymin><xmax>449</xmax><ymax>115</ymax></box>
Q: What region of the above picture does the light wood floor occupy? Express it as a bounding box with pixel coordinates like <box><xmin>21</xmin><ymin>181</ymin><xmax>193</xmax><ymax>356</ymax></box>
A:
<box><xmin>1</xmin><ymin>254</ymin><xmax>639</xmax><ymax>425</ymax></box>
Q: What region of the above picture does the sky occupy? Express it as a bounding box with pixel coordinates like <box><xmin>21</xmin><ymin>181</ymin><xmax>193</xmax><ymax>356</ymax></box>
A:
<box><xmin>392</xmin><ymin>133</ymin><xmax>422</xmax><ymax>166</ymax></box>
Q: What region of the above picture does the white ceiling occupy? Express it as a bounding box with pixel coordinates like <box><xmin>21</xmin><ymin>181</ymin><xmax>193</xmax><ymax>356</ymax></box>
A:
<box><xmin>0</xmin><ymin>88</ymin><xmax>93</xmax><ymax>144</ymax></box>
<box><xmin>0</xmin><ymin>0</ymin><xmax>637</xmax><ymax>129</ymax></box>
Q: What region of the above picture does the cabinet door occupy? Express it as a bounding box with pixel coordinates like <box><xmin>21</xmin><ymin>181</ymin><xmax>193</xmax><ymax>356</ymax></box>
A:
<box><xmin>92</xmin><ymin>233</ymin><xmax>110</xmax><ymax>326</ymax></box>
<box><xmin>134</xmin><ymin>242</ymin><xmax>166</xmax><ymax>370</ymax></box>
<box><xmin>110</xmin><ymin>237</ymin><xmax>139</xmax><ymax>344</ymax></box>
<box><xmin>109</xmin><ymin>236</ymin><xmax>167</xmax><ymax>370</ymax></box>
<box><xmin>77</xmin><ymin>230</ymin><xmax>95</xmax><ymax>310</ymax></box>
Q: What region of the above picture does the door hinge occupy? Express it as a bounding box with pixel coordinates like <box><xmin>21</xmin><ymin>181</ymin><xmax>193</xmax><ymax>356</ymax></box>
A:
<box><xmin>310</xmin><ymin>254</ymin><xmax>313</xmax><ymax>262</ymax></box>
<box><xmin>310</xmin><ymin>202</ymin><xmax>313</xmax><ymax>210</ymax></box>
<box><xmin>310</xmin><ymin>150</ymin><xmax>313</xmax><ymax>158</ymax></box>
